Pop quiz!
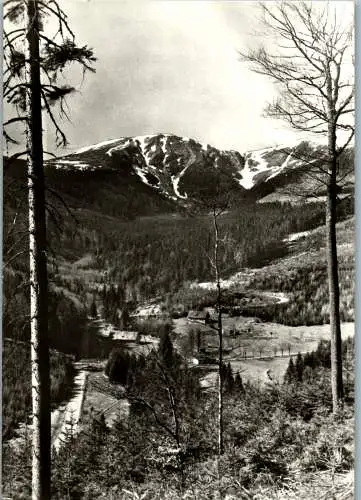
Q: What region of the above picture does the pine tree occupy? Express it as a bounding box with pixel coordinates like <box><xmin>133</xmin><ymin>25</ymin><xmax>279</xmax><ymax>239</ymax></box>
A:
<box><xmin>223</xmin><ymin>362</ymin><xmax>235</xmax><ymax>393</ymax></box>
<box><xmin>284</xmin><ymin>357</ymin><xmax>296</xmax><ymax>384</ymax></box>
<box><xmin>234</xmin><ymin>373</ymin><xmax>244</xmax><ymax>393</ymax></box>
<box><xmin>90</xmin><ymin>299</ymin><xmax>97</xmax><ymax>319</ymax></box>
<box><xmin>4</xmin><ymin>2</ymin><xmax>96</xmax><ymax>497</ymax></box>
<box><xmin>295</xmin><ymin>352</ymin><xmax>304</xmax><ymax>382</ymax></box>
<box><xmin>158</xmin><ymin>328</ymin><xmax>174</xmax><ymax>368</ymax></box>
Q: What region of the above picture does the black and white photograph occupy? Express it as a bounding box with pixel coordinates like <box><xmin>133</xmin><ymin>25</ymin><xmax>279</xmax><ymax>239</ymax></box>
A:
<box><xmin>2</xmin><ymin>1</ymin><xmax>355</xmax><ymax>498</ymax></box>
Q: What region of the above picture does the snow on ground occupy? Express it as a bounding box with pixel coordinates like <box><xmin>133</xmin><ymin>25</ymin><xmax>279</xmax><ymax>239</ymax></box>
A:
<box><xmin>106</xmin><ymin>138</ymin><xmax>131</xmax><ymax>157</ymax></box>
<box><xmin>133</xmin><ymin>135</ymin><xmax>148</xmax><ymax>153</ymax></box>
<box><xmin>171</xmin><ymin>144</ymin><xmax>197</xmax><ymax>198</ymax></box>
<box><xmin>239</xmin><ymin>146</ymin><xmax>299</xmax><ymax>190</ymax></box>
<box><xmin>75</xmin><ymin>138</ymin><xmax>121</xmax><ymax>154</ymax></box>
<box><xmin>55</xmin><ymin>159</ymin><xmax>91</xmax><ymax>170</ymax></box>
<box><xmin>266</xmin><ymin>150</ymin><xmax>294</xmax><ymax>182</ymax></box>
<box><xmin>160</xmin><ymin>135</ymin><xmax>167</xmax><ymax>157</ymax></box>
<box><xmin>133</xmin><ymin>135</ymin><xmax>156</xmax><ymax>169</ymax></box>
<box><xmin>238</xmin><ymin>149</ymin><xmax>272</xmax><ymax>189</ymax></box>
<box><xmin>134</xmin><ymin>303</ymin><xmax>162</xmax><ymax>317</ymax></box>
<box><xmin>103</xmin><ymin>135</ymin><xmax>162</xmax><ymax>191</ymax></box>
<box><xmin>284</xmin><ymin>230</ymin><xmax>312</xmax><ymax>242</ymax></box>
<box><xmin>51</xmin><ymin>370</ymin><xmax>88</xmax><ymax>450</ymax></box>
<box><xmin>171</xmin><ymin>160</ymin><xmax>191</xmax><ymax>199</ymax></box>
<box><xmin>133</xmin><ymin>164</ymin><xmax>160</xmax><ymax>189</ymax></box>
<box><xmin>191</xmin><ymin>269</ymin><xmax>256</xmax><ymax>291</ymax></box>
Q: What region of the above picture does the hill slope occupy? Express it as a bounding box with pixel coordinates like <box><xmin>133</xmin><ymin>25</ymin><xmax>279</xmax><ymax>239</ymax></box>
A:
<box><xmin>5</xmin><ymin>135</ymin><xmax>354</xmax><ymax>221</ymax></box>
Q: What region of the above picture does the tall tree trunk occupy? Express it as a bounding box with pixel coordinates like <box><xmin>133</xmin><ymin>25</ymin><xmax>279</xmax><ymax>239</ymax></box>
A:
<box><xmin>327</xmin><ymin>119</ymin><xmax>344</xmax><ymax>413</ymax></box>
<box><xmin>213</xmin><ymin>210</ymin><xmax>224</xmax><ymax>456</ymax></box>
<box><xmin>24</xmin><ymin>1</ymin><xmax>51</xmax><ymax>498</ymax></box>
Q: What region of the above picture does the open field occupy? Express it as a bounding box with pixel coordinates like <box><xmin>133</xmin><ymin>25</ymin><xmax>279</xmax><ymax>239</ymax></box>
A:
<box><xmin>175</xmin><ymin>317</ymin><xmax>354</xmax><ymax>388</ymax></box>
<box><xmin>81</xmin><ymin>371</ymin><xmax>130</xmax><ymax>427</ymax></box>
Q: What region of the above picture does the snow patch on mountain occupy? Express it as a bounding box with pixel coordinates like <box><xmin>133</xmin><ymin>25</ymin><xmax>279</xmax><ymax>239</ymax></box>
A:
<box><xmin>106</xmin><ymin>138</ymin><xmax>132</xmax><ymax>157</ymax></box>
<box><xmin>160</xmin><ymin>135</ymin><xmax>167</xmax><ymax>157</ymax></box>
<box><xmin>133</xmin><ymin>165</ymin><xmax>160</xmax><ymax>189</ymax></box>
<box><xmin>55</xmin><ymin>159</ymin><xmax>91</xmax><ymax>170</ymax></box>
<box><xmin>172</xmin><ymin>168</ymin><xmax>188</xmax><ymax>199</ymax></box>
<box><xmin>238</xmin><ymin>149</ymin><xmax>269</xmax><ymax>189</ymax></box>
<box><xmin>76</xmin><ymin>138</ymin><xmax>121</xmax><ymax>154</ymax></box>
<box><xmin>171</xmin><ymin>143</ymin><xmax>197</xmax><ymax>199</ymax></box>
<box><xmin>240</xmin><ymin>146</ymin><xmax>298</xmax><ymax>189</ymax></box>
<box><xmin>133</xmin><ymin>135</ymin><xmax>148</xmax><ymax>148</ymax></box>
<box><xmin>266</xmin><ymin>150</ymin><xmax>294</xmax><ymax>181</ymax></box>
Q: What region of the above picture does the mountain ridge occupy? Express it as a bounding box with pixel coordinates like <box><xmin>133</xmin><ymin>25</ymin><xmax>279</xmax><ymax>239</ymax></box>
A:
<box><xmin>5</xmin><ymin>133</ymin><xmax>354</xmax><ymax>222</ymax></box>
<box><xmin>45</xmin><ymin>133</ymin><xmax>353</xmax><ymax>206</ymax></box>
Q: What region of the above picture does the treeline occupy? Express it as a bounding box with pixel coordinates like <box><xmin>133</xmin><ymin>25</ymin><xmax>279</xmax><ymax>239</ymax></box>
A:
<box><xmin>3</xmin><ymin>342</ymin><xmax>75</xmax><ymax>440</ymax></box>
<box><xmin>105</xmin><ymin>341</ymin><xmax>243</xmax><ymax>395</ymax></box>
<box><xmin>285</xmin><ymin>337</ymin><xmax>354</xmax><ymax>386</ymax></box>
<box><xmin>56</xmin><ymin>199</ymin><xmax>351</xmax><ymax>324</ymax></box>
<box><xmin>4</xmin><ymin>267</ymin><xmax>90</xmax><ymax>354</ymax></box>
<box><xmin>4</xmin><ymin>332</ymin><xmax>354</xmax><ymax>499</ymax></box>
<box><xmin>99</xmin><ymin>285</ymin><xmax>132</xmax><ymax>328</ymax></box>
<box><xmin>245</xmin><ymin>259</ymin><xmax>354</xmax><ymax>325</ymax></box>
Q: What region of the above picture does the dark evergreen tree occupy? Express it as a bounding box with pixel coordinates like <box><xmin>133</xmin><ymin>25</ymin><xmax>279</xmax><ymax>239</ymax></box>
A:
<box><xmin>234</xmin><ymin>373</ymin><xmax>244</xmax><ymax>392</ymax></box>
<box><xmin>223</xmin><ymin>362</ymin><xmax>235</xmax><ymax>393</ymax></box>
<box><xmin>90</xmin><ymin>299</ymin><xmax>97</xmax><ymax>319</ymax></box>
<box><xmin>119</xmin><ymin>307</ymin><xmax>130</xmax><ymax>329</ymax></box>
<box><xmin>316</xmin><ymin>340</ymin><xmax>331</xmax><ymax>368</ymax></box>
<box><xmin>303</xmin><ymin>352</ymin><xmax>316</xmax><ymax>370</ymax></box>
<box><xmin>284</xmin><ymin>357</ymin><xmax>296</xmax><ymax>384</ymax></box>
<box><xmin>295</xmin><ymin>352</ymin><xmax>304</xmax><ymax>382</ymax></box>
<box><xmin>158</xmin><ymin>328</ymin><xmax>174</xmax><ymax>368</ymax></box>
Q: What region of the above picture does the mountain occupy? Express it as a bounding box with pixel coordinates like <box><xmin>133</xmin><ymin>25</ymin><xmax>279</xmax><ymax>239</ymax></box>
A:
<box><xmin>45</xmin><ymin>133</ymin><xmax>354</xmax><ymax>207</ymax></box>
<box><xmin>45</xmin><ymin>133</ymin><xmax>246</xmax><ymax>207</ymax></box>
<box><xmin>245</xmin><ymin>141</ymin><xmax>354</xmax><ymax>203</ymax></box>
<box><xmin>5</xmin><ymin>134</ymin><xmax>354</xmax><ymax>222</ymax></box>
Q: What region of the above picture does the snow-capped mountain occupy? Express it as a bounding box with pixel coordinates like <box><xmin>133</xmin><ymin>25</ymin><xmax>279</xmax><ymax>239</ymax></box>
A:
<box><xmin>241</xmin><ymin>145</ymin><xmax>304</xmax><ymax>189</ymax></box>
<box><xmin>45</xmin><ymin>133</ymin><xmax>354</xmax><ymax>210</ymax></box>
<box><xmin>47</xmin><ymin>133</ymin><xmax>246</xmax><ymax>202</ymax></box>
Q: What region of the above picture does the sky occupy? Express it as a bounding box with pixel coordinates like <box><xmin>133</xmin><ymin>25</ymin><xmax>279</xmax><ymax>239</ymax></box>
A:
<box><xmin>5</xmin><ymin>0</ymin><xmax>354</xmax><ymax>156</ymax></box>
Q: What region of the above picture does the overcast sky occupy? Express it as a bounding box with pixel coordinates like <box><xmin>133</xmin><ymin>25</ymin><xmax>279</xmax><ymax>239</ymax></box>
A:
<box><xmin>6</xmin><ymin>0</ymin><xmax>354</xmax><ymax>155</ymax></box>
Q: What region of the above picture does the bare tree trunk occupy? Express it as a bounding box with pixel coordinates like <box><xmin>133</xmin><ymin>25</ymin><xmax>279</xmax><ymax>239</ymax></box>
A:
<box><xmin>326</xmin><ymin>123</ymin><xmax>344</xmax><ymax>412</ymax></box>
<box><xmin>25</xmin><ymin>1</ymin><xmax>51</xmax><ymax>498</ymax></box>
<box><xmin>213</xmin><ymin>210</ymin><xmax>224</xmax><ymax>456</ymax></box>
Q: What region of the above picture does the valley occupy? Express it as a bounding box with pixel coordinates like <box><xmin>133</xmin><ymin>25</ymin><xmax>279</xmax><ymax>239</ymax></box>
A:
<box><xmin>3</xmin><ymin>135</ymin><xmax>355</xmax><ymax>499</ymax></box>
<box><xmin>34</xmin><ymin>215</ymin><xmax>356</xmax><ymax>454</ymax></box>
<box><xmin>2</xmin><ymin>0</ymin><xmax>355</xmax><ymax>495</ymax></box>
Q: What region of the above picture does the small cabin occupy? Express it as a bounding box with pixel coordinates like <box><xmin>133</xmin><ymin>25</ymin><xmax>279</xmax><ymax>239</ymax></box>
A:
<box><xmin>188</xmin><ymin>310</ymin><xmax>217</xmax><ymax>324</ymax></box>
<box><xmin>112</xmin><ymin>331</ymin><xmax>139</xmax><ymax>343</ymax></box>
<box><xmin>188</xmin><ymin>310</ymin><xmax>207</xmax><ymax>322</ymax></box>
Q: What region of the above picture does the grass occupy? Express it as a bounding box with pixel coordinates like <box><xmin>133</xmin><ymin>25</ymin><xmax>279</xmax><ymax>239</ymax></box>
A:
<box><xmin>250</xmin><ymin>470</ymin><xmax>354</xmax><ymax>500</ymax></box>
<box><xmin>177</xmin><ymin>316</ymin><xmax>354</xmax><ymax>394</ymax></box>
<box><xmin>81</xmin><ymin>371</ymin><xmax>130</xmax><ymax>427</ymax></box>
